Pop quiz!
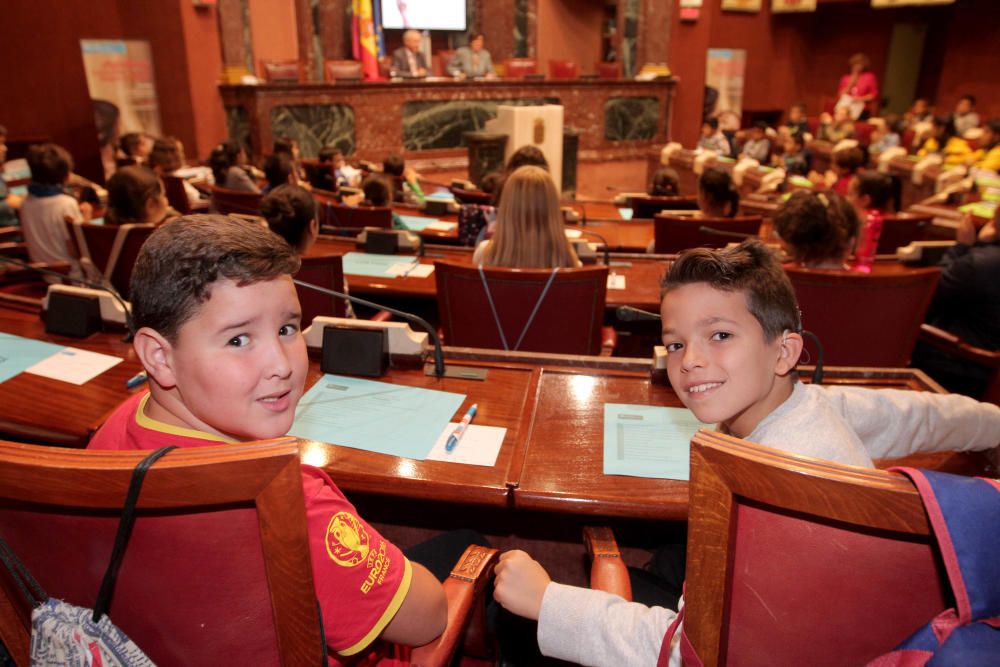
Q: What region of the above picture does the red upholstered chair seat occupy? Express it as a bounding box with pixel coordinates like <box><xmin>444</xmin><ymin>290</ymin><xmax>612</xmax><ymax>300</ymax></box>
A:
<box><xmin>502</xmin><ymin>58</ymin><xmax>538</xmax><ymax>79</ymax></box>
<box><xmin>548</xmin><ymin>60</ymin><xmax>578</xmax><ymax>80</ymax></box>
<box><xmin>653</xmin><ymin>214</ymin><xmax>762</xmax><ymax>254</ymax></box>
<box><xmin>262</xmin><ymin>60</ymin><xmax>300</xmax><ymax>83</ymax></box>
<box><xmin>785</xmin><ymin>265</ymin><xmax>939</xmax><ymax>367</ymax></box>
<box><xmin>595</xmin><ymin>61</ymin><xmax>621</xmax><ymax>80</ymax></box>
<box><xmin>434</xmin><ymin>260</ymin><xmax>609</xmax><ymax>355</ymax></box>
<box><xmin>324</xmin><ymin>59</ymin><xmax>363</xmax><ymax>81</ymax></box>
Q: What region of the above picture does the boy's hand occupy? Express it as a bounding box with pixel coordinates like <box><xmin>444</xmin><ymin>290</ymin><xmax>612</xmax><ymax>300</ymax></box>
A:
<box><xmin>493</xmin><ymin>550</ymin><xmax>551</xmax><ymax>621</ymax></box>
<box><xmin>956</xmin><ymin>213</ymin><xmax>977</xmax><ymax>245</ymax></box>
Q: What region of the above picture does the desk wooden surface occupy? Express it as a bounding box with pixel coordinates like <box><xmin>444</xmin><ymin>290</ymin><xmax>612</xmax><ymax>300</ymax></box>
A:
<box><xmin>1</xmin><ymin>304</ymin><xmax>989</xmax><ymax>519</ymax></box>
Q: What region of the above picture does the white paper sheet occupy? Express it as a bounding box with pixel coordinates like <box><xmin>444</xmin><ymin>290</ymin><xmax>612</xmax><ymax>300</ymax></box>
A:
<box><xmin>426</xmin><ymin>423</ymin><xmax>507</xmax><ymax>466</ymax></box>
<box><xmin>564</xmin><ymin>228</ymin><xmax>583</xmax><ymax>239</ymax></box>
<box><xmin>607</xmin><ymin>273</ymin><xmax>626</xmax><ymax>290</ymax></box>
<box><xmin>426</xmin><ymin>221</ymin><xmax>457</xmax><ymax>232</ymax></box>
<box><xmin>386</xmin><ymin>262</ymin><xmax>435</xmax><ymax>278</ymax></box>
<box><xmin>25</xmin><ymin>347</ymin><xmax>123</xmax><ymax>385</ymax></box>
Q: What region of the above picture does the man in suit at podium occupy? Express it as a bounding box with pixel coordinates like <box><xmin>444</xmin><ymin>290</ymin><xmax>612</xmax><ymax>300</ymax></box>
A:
<box><xmin>447</xmin><ymin>34</ymin><xmax>496</xmax><ymax>80</ymax></box>
<box><xmin>391</xmin><ymin>29</ymin><xmax>428</xmax><ymax>78</ymax></box>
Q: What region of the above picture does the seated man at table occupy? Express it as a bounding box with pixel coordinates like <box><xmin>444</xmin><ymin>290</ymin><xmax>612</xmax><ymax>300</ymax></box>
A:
<box><xmin>492</xmin><ymin>240</ymin><xmax>1000</xmax><ymax>667</ymax></box>
<box><xmin>447</xmin><ymin>33</ymin><xmax>496</xmax><ymax>79</ymax></box>
<box><xmin>87</xmin><ymin>215</ymin><xmax>448</xmax><ymax>663</ymax></box>
<box><xmin>391</xmin><ymin>29</ymin><xmax>428</xmax><ymax>78</ymax></box>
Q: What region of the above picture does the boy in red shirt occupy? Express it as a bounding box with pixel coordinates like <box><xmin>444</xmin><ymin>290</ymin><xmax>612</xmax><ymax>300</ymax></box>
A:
<box><xmin>88</xmin><ymin>215</ymin><xmax>446</xmax><ymax>664</ymax></box>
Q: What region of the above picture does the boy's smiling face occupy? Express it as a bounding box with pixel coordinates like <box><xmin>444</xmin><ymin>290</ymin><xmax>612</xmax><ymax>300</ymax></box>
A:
<box><xmin>660</xmin><ymin>282</ymin><xmax>800</xmax><ymax>438</ymax></box>
<box><xmin>138</xmin><ymin>276</ymin><xmax>307</xmax><ymax>441</ymax></box>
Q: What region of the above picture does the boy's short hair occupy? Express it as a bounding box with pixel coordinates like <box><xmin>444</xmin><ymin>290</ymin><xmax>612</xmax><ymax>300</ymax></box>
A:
<box><xmin>382</xmin><ymin>154</ymin><xmax>405</xmax><ymax>177</ymax></box>
<box><xmin>649</xmin><ymin>167</ymin><xmax>680</xmax><ymax>197</ymax></box>
<box><xmin>263</xmin><ymin>153</ymin><xmax>293</xmax><ymax>189</ymax></box>
<box><xmin>261</xmin><ymin>184</ymin><xmax>316</xmax><ymax>250</ymax></box>
<box><xmin>833</xmin><ymin>146</ymin><xmax>865</xmax><ymax>172</ymax></box>
<box><xmin>506</xmin><ymin>145</ymin><xmax>548</xmax><ymax>173</ymax></box>
<box><xmin>703</xmin><ymin>117</ymin><xmax>719</xmax><ymax>130</ymax></box>
<box><xmin>119</xmin><ymin>132</ymin><xmax>143</xmax><ymax>157</ymax></box>
<box><xmin>107</xmin><ymin>165</ymin><xmax>163</xmax><ymax>223</ymax></box>
<box><xmin>318</xmin><ymin>146</ymin><xmax>342</xmax><ymax>163</ymax></box>
<box><xmin>362</xmin><ymin>174</ymin><xmax>392</xmax><ymax>206</ymax></box>
<box><xmin>774</xmin><ymin>191</ymin><xmax>860</xmax><ymax>266</ymax></box>
<box><xmin>148</xmin><ymin>136</ymin><xmax>184</xmax><ymax>173</ymax></box>
<box><xmin>662</xmin><ymin>240</ymin><xmax>801</xmax><ymax>342</ymax></box>
<box><xmin>854</xmin><ymin>171</ymin><xmax>897</xmax><ymax>211</ymax></box>
<box><xmin>130</xmin><ymin>215</ymin><xmax>301</xmax><ymax>342</ymax></box>
<box><xmin>27</xmin><ymin>143</ymin><xmax>73</xmax><ymax>185</ymax></box>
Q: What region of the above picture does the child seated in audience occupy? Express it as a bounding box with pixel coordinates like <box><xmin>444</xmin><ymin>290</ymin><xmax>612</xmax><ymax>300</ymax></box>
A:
<box><xmin>87</xmin><ymin>215</ymin><xmax>449</xmax><ymax>662</ymax></box>
<box><xmin>459</xmin><ymin>147</ymin><xmax>550</xmax><ymax>247</ymax></box>
<box><xmin>904</xmin><ymin>98</ymin><xmax>933</xmax><ymax>129</ymax></box>
<box><xmin>361</xmin><ymin>173</ymin><xmax>406</xmax><ymax>229</ymax></box>
<box><xmin>262</xmin><ymin>153</ymin><xmax>294</xmax><ymax>194</ymax></box>
<box><xmin>118</xmin><ymin>132</ymin><xmax>151</xmax><ymax>166</ymax></box>
<box><xmin>817</xmin><ymin>106</ymin><xmax>856</xmax><ymax>143</ymax></box>
<box><xmin>774</xmin><ymin>191</ymin><xmax>859</xmax><ymax>269</ymax></box>
<box><xmin>20</xmin><ymin>143</ymin><xmax>92</xmax><ymax>274</ymax></box>
<box><xmin>209</xmin><ymin>140</ymin><xmax>259</xmax><ymax>193</ymax></box>
<box><xmin>739</xmin><ymin>122</ymin><xmax>771</xmax><ymax>163</ymax></box>
<box><xmin>697</xmin><ymin>117</ymin><xmax>730</xmax><ymax>156</ymax></box>
<box><xmin>0</xmin><ymin>125</ymin><xmax>21</xmax><ymax>227</ymax></box>
<box><xmin>953</xmin><ymin>94</ymin><xmax>980</xmax><ymax>136</ymax></box>
<box><xmin>696</xmin><ymin>167</ymin><xmax>740</xmax><ymax>218</ymax></box>
<box><xmin>314</xmin><ymin>147</ymin><xmax>361</xmax><ymax>191</ymax></box>
<box><xmin>105</xmin><ymin>165</ymin><xmax>173</xmax><ymax>226</ymax></box>
<box><xmin>260</xmin><ymin>183</ymin><xmax>319</xmax><ymax>255</ymax></box>
<box><xmin>492</xmin><ymin>240</ymin><xmax>1000</xmax><ymax>667</ymax></box>
<box><xmin>473</xmin><ymin>165</ymin><xmax>579</xmax><ymax>268</ymax></box>
<box><xmin>869</xmin><ymin>116</ymin><xmax>903</xmax><ymax>154</ymax></box>
<box><xmin>272</xmin><ymin>136</ymin><xmax>307</xmax><ymax>185</ymax></box>
<box><xmin>784</xmin><ymin>103</ymin><xmax>809</xmax><ymax>138</ymax></box>
<box><xmin>648</xmin><ymin>167</ymin><xmax>681</xmax><ymax>197</ymax></box>
<box><xmin>781</xmin><ymin>133</ymin><xmax>810</xmax><ymax>177</ymax></box>
<box><xmin>916</xmin><ymin>115</ymin><xmax>973</xmax><ymax>167</ymax></box>
<box><xmin>383</xmin><ymin>154</ymin><xmax>425</xmax><ymax>204</ymax></box>
<box><xmin>827</xmin><ymin>145</ymin><xmax>865</xmax><ymax>196</ymax></box>
<box><xmin>971</xmin><ymin>118</ymin><xmax>1000</xmax><ymax>173</ymax></box>
<box><xmin>148</xmin><ymin>136</ymin><xmax>206</xmax><ymax>209</ymax></box>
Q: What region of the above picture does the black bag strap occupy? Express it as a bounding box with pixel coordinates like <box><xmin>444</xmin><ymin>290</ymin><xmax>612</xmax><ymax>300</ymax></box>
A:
<box><xmin>0</xmin><ymin>534</ymin><xmax>47</xmax><ymax>609</ymax></box>
<box><xmin>92</xmin><ymin>446</ymin><xmax>176</xmax><ymax>622</ymax></box>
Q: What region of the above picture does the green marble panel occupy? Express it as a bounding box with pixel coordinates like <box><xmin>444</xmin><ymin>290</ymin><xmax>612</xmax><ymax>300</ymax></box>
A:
<box><xmin>225</xmin><ymin>106</ymin><xmax>251</xmax><ymax>156</ymax></box>
<box><xmin>270</xmin><ymin>104</ymin><xmax>355</xmax><ymax>158</ymax></box>
<box><xmin>514</xmin><ymin>0</ymin><xmax>529</xmax><ymax>58</ymax></box>
<box><xmin>604</xmin><ymin>96</ymin><xmax>658</xmax><ymax>141</ymax></box>
<box><xmin>622</xmin><ymin>0</ymin><xmax>640</xmax><ymax>78</ymax></box>
<box><xmin>402</xmin><ymin>97</ymin><xmax>557</xmax><ymax>151</ymax></box>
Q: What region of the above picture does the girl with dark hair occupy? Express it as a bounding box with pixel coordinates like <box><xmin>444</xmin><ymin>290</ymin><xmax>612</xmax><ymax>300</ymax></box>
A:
<box><xmin>697</xmin><ymin>167</ymin><xmax>739</xmax><ymax>218</ymax></box>
<box><xmin>209</xmin><ymin>141</ymin><xmax>259</xmax><ymax>193</ymax></box>
<box><xmin>106</xmin><ymin>166</ymin><xmax>171</xmax><ymax>225</ymax></box>
<box><xmin>774</xmin><ymin>191</ymin><xmax>860</xmax><ymax>270</ymax></box>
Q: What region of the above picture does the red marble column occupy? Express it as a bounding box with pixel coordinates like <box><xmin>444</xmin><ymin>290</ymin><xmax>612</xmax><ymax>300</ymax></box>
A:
<box><xmin>295</xmin><ymin>0</ymin><xmax>318</xmax><ymax>81</ymax></box>
<box><xmin>317</xmin><ymin>0</ymin><xmax>351</xmax><ymax>61</ymax></box>
<box><xmin>217</xmin><ymin>0</ymin><xmax>252</xmax><ymax>82</ymax></box>
<box><xmin>480</xmin><ymin>0</ymin><xmax>515</xmax><ymax>62</ymax></box>
<box><xmin>639</xmin><ymin>0</ymin><xmax>672</xmax><ymax>66</ymax></box>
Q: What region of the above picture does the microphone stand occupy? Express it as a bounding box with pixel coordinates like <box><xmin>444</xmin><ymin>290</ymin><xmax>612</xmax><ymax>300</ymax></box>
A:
<box><xmin>293</xmin><ymin>279</ymin><xmax>445</xmax><ymax>377</ymax></box>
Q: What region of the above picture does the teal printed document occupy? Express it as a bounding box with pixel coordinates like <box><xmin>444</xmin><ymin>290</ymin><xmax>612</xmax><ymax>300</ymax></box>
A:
<box><xmin>396</xmin><ymin>215</ymin><xmax>437</xmax><ymax>232</ymax></box>
<box><xmin>290</xmin><ymin>375</ymin><xmax>466</xmax><ymax>459</ymax></box>
<box><xmin>618</xmin><ymin>208</ymin><xmax>634</xmax><ymax>220</ymax></box>
<box><xmin>341</xmin><ymin>252</ymin><xmax>415</xmax><ymax>277</ymax></box>
<box><xmin>603</xmin><ymin>403</ymin><xmax>711</xmax><ymax>480</ymax></box>
<box><xmin>0</xmin><ymin>333</ymin><xmax>65</xmax><ymax>384</ymax></box>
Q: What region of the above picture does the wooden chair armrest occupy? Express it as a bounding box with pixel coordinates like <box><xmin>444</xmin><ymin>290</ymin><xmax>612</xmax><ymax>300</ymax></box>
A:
<box><xmin>409</xmin><ymin>544</ymin><xmax>498</xmax><ymax>667</ymax></box>
<box><xmin>919</xmin><ymin>324</ymin><xmax>1000</xmax><ymax>368</ymax></box>
<box><xmin>0</xmin><ymin>242</ymin><xmax>28</xmax><ymax>259</ymax></box>
<box><xmin>584</xmin><ymin>526</ymin><xmax>632</xmax><ymax>600</ymax></box>
<box><xmin>0</xmin><ymin>228</ymin><xmax>21</xmax><ymax>242</ymax></box>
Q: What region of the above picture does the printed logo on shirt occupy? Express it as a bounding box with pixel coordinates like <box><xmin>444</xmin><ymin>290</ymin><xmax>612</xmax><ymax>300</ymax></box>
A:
<box><xmin>325</xmin><ymin>511</ymin><xmax>370</xmax><ymax>567</ymax></box>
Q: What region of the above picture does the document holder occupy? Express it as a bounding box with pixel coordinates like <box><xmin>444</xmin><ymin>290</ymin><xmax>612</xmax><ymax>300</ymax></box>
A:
<box><xmin>44</xmin><ymin>291</ymin><xmax>102</xmax><ymax>338</ymax></box>
<box><xmin>424</xmin><ymin>200</ymin><xmax>451</xmax><ymax>216</ymax></box>
<box><xmin>321</xmin><ymin>325</ymin><xmax>389</xmax><ymax>377</ymax></box>
<box><xmin>364</xmin><ymin>230</ymin><xmax>400</xmax><ymax>255</ymax></box>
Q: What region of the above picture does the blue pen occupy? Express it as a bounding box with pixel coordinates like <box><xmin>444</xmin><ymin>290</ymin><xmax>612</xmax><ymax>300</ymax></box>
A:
<box><xmin>126</xmin><ymin>370</ymin><xmax>148</xmax><ymax>389</ymax></box>
<box><xmin>445</xmin><ymin>404</ymin><xmax>477</xmax><ymax>452</ymax></box>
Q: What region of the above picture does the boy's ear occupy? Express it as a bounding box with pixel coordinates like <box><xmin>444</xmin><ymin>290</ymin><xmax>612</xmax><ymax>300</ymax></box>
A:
<box><xmin>776</xmin><ymin>332</ymin><xmax>804</xmax><ymax>376</ymax></box>
<box><xmin>133</xmin><ymin>327</ymin><xmax>178</xmax><ymax>389</ymax></box>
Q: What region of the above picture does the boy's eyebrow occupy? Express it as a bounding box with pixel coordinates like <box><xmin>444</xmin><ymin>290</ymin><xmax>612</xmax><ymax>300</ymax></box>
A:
<box><xmin>218</xmin><ymin>318</ymin><xmax>256</xmax><ymax>333</ymax></box>
<box><xmin>661</xmin><ymin>316</ymin><xmax>740</xmax><ymax>336</ymax></box>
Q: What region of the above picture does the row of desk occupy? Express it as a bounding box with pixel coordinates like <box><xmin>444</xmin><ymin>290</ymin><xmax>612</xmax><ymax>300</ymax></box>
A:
<box><xmin>0</xmin><ymin>300</ymin><xmax>987</xmax><ymax>521</ymax></box>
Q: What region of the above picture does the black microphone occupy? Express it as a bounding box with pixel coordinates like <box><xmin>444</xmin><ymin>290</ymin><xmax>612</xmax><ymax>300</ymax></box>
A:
<box><xmin>0</xmin><ymin>255</ymin><xmax>134</xmax><ymax>340</ymax></box>
<box><xmin>698</xmin><ymin>225</ymin><xmax>754</xmax><ymax>240</ymax></box>
<box><xmin>616</xmin><ymin>305</ymin><xmax>661</xmax><ymax>322</ymax></box>
<box><xmin>292</xmin><ymin>278</ymin><xmax>445</xmax><ymax>377</ymax></box>
<box><xmin>801</xmin><ymin>329</ymin><xmax>825</xmax><ymax>385</ymax></box>
<box><xmin>575</xmin><ymin>229</ymin><xmax>612</xmax><ymax>266</ymax></box>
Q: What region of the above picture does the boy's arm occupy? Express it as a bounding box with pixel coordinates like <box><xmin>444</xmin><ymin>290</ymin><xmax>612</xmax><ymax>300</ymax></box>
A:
<box><xmin>818</xmin><ymin>385</ymin><xmax>1000</xmax><ymax>461</ymax></box>
<box><xmin>495</xmin><ymin>550</ymin><xmax>677</xmax><ymax>667</ymax></box>
<box><xmin>379</xmin><ymin>562</ymin><xmax>447</xmax><ymax>646</ymax></box>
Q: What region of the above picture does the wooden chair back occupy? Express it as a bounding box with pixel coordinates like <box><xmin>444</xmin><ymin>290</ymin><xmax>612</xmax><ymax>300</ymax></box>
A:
<box><xmin>878</xmin><ymin>212</ymin><xmax>931</xmax><ymax>255</ymax></box>
<box><xmin>432</xmin><ymin>49</ymin><xmax>455</xmax><ymax>77</ymax></box>
<box><xmin>595</xmin><ymin>61</ymin><xmax>621</xmax><ymax>80</ymax></box>
<box><xmin>296</xmin><ymin>254</ymin><xmax>348</xmax><ymax>322</ymax></box>
<box><xmin>502</xmin><ymin>58</ymin><xmax>538</xmax><ymax>79</ymax></box>
<box><xmin>785</xmin><ymin>265</ymin><xmax>939</xmax><ymax>367</ymax></box>
<box><xmin>918</xmin><ymin>323</ymin><xmax>1000</xmax><ymax>405</ymax></box>
<box><xmin>65</xmin><ymin>219</ymin><xmax>117</xmax><ymax>281</ymax></box>
<box><xmin>629</xmin><ymin>195</ymin><xmax>699</xmax><ymax>219</ymax></box>
<box><xmin>323</xmin><ymin>59</ymin><xmax>362</xmax><ymax>81</ymax></box>
<box><xmin>548</xmin><ymin>60</ymin><xmax>578</xmax><ymax>79</ymax></box>
<box><xmin>450</xmin><ymin>187</ymin><xmax>492</xmax><ymax>205</ymax></box>
<box><xmin>262</xmin><ymin>60</ymin><xmax>300</xmax><ymax>83</ymax></box>
<box><xmin>106</xmin><ymin>224</ymin><xmax>156</xmax><ymax>297</ymax></box>
<box><xmin>0</xmin><ymin>438</ymin><xmax>323</xmax><ymax>667</ymax></box>
<box><xmin>318</xmin><ymin>201</ymin><xmax>392</xmax><ymax>230</ymax></box>
<box><xmin>653</xmin><ymin>214</ymin><xmax>762</xmax><ymax>254</ymax></box>
<box><xmin>434</xmin><ymin>260</ymin><xmax>608</xmax><ymax>354</ymax></box>
<box><xmin>686</xmin><ymin>431</ymin><xmax>947</xmax><ymax>667</ymax></box>
<box><xmin>211</xmin><ymin>186</ymin><xmax>263</xmax><ymax>216</ymax></box>
<box><xmin>162</xmin><ymin>174</ymin><xmax>192</xmax><ymax>215</ymax></box>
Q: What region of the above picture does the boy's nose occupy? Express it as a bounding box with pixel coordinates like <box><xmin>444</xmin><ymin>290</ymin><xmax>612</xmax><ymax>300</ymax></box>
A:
<box><xmin>265</xmin><ymin>339</ymin><xmax>294</xmax><ymax>378</ymax></box>
<box><xmin>681</xmin><ymin>344</ymin><xmax>705</xmax><ymax>371</ymax></box>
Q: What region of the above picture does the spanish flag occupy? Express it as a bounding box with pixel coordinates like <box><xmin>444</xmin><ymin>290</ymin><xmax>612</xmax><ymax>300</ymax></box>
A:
<box><xmin>351</xmin><ymin>0</ymin><xmax>382</xmax><ymax>81</ymax></box>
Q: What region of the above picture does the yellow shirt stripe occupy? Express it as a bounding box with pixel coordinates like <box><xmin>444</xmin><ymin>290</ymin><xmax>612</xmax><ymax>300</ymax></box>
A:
<box><xmin>338</xmin><ymin>558</ymin><xmax>414</xmax><ymax>656</ymax></box>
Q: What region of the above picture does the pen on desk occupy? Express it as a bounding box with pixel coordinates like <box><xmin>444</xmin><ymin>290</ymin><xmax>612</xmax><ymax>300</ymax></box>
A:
<box><xmin>126</xmin><ymin>370</ymin><xmax>148</xmax><ymax>389</ymax></box>
<box><xmin>445</xmin><ymin>403</ymin><xmax>477</xmax><ymax>452</ymax></box>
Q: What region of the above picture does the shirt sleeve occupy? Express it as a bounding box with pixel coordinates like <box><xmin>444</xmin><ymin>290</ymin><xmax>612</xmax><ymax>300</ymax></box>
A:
<box><xmin>817</xmin><ymin>386</ymin><xmax>1000</xmax><ymax>461</ymax></box>
<box><xmin>300</xmin><ymin>465</ymin><xmax>412</xmax><ymax>657</ymax></box>
<box><xmin>537</xmin><ymin>582</ymin><xmax>679</xmax><ymax>667</ymax></box>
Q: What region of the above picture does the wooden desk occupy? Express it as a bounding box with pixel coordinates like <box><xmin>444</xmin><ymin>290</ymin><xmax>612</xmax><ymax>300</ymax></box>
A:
<box><xmin>310</xmin><ymin>236</ymin><xmax>669</xmax><ymax>311</ymax></box>
<box><xmin>888</xmin><ymin>157</ymin><xmax>939</xmax><ymax>211</ymax></box>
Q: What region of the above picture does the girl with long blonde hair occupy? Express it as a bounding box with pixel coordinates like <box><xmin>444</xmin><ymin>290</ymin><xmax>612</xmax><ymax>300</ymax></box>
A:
<box><xmin>474</xmin><ymin>165</ymin><xmax>579</xmax><ymax>268</ymax></box>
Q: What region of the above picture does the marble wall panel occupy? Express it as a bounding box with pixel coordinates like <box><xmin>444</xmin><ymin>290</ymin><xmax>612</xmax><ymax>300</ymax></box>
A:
<box><xmin>604</xmin><ymin>96</ymin><xmax>658</xmax><ymax>141</ymax></box>
<box><xmin>402</xmin><ymin>97</ymin><xmax>557</xmax><ymax>151</ymax></box>
<box><xmin>270</xmin><ymin>104</ymin><xmax>355</xmax><ymax>157</ymax></box>
<box><xmin>621</xmin><ymin>0</ymin><xmax>640</xmax><ymax>78</ymax></box>
<box><xmin>225</xmin><ymin>106</ymin><xmax>251</xmax><ymax>155</ymax></box>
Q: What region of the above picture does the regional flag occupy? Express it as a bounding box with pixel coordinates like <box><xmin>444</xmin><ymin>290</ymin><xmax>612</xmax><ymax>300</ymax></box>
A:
<box><xmin>351</xmin><ymin>0</ymin><xmax>381</xmax><ymax>80</ymax></box>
